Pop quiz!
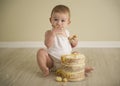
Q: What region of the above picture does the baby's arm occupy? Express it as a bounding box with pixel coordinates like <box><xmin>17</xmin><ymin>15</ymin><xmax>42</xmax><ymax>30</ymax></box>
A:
<box><xmin>45</xmin><ymin>27</ymin><xmax>63</xmax><ymax>48</ymax></box>
<box><xmin>68</xmin><ymin>35</ymin><xmax>78</xmax><ymax>48</ymax></box>
<box><xmin>44</xmin><ymin>30</ymin><xmax>55</xmax><ymax>48</ymax></box>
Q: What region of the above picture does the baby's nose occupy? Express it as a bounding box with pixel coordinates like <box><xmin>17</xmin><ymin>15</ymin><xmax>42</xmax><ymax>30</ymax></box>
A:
<box><xmin>57</xmin><ymin>21</ymin><xmax>62</xmax><ymax>25</ymax></box>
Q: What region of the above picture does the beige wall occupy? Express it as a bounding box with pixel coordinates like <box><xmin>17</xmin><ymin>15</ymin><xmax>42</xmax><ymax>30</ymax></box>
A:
<box><xmin>0</xmin><ymin>0</ymin><xmax>120</xmax><ymax>42</ymax></box>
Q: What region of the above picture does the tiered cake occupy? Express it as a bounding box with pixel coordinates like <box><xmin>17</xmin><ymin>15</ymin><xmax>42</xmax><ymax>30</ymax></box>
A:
<box><xmin>56</xmin><ymin>53</ymin><xmax>85</xmax><ymax>81</ymax></box>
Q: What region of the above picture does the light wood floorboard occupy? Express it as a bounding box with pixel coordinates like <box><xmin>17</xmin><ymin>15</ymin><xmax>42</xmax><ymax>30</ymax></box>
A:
<box><xmin>0</xmin><ymin>48</ymin><xmax>120</xmax><ymax>86</ymax></box>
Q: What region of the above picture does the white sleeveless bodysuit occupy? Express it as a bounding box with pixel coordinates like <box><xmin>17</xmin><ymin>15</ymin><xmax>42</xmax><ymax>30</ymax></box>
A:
<box><xmin>47</xmin><ymin>29</ymin><xmax>72</xmax><ymax>69</ymax></box>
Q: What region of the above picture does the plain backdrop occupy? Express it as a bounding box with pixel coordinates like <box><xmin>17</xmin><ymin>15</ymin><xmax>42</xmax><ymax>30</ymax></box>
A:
<box><xmin>0</xmin><ymin>0</ymin><xmax>120</xmax><ymax>42</ymax></box>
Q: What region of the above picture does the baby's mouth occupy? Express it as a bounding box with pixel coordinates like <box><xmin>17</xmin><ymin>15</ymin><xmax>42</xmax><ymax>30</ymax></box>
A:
<box><xmin>55</xmin><ymin>25</ymin><xmax>63</xmax><ymax>29</ymax></box>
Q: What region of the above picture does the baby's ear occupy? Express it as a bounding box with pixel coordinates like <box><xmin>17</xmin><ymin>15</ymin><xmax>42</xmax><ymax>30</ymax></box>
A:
<box><xmin>49</xmin><ymin>17</ymin><xmax>52</xmax><ymax>23</ymax></box>
<box><xmin>68</xmin><ymin>20</ymin><xmax>71</xmax><ymax>25</ymax></box>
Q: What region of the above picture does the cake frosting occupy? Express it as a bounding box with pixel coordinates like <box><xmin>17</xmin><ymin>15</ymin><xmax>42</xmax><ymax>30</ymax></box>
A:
<box><xmin>56</xmin><ymin>53</ymin><xmax>85</xmax><ymax>81</ymax></box>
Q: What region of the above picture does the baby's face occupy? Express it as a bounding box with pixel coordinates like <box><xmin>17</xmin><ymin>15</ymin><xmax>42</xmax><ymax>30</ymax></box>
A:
<box><xmin>50</xmin><ymin>12</ymin><xmax>70</xmax><ymax>29</ymax></box>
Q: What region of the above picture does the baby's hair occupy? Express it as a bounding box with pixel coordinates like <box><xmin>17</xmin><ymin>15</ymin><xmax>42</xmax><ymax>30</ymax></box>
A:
<box><xmin>51</xmin><ymin>5</ymin><xmax>70</xmax><ymax>18</ymax></box>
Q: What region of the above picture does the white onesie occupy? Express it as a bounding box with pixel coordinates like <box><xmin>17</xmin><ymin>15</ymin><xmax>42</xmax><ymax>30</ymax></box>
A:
<box><xmin>47</xmin><ymin>29</ymin><xmax>72</xmax><ymax>69</ymax></box>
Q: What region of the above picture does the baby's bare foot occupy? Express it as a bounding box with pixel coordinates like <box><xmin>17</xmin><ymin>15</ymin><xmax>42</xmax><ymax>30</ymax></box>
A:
<box><xmin>85</xmin><ymin>66</ymin><xmax>94</xmax><ymax>73</ymax></box>
<box><xmin>85</xmin><ymin>67</ymin><xmax>94</xmax><ymax>77</ymax></box>
<box><xmin>43</xmin><ymin>67</ymin><xmax>49</xmax><ymax>76</ymax></box>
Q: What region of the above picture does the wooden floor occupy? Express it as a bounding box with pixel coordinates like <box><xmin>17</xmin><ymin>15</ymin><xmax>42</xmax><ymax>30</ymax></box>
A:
<box><xmin>0</xmin><ymin>48</ymin><xmax>120</xmax><ymax>86</ymax></box>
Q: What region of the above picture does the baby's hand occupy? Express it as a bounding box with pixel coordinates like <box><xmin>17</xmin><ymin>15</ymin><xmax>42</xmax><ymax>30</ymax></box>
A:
<box><xmin>68</xmin><ymin>35</ymin><xmax>78</xmax><ymax>47</ymax></box>
<box><xmin>52</xmin><ymin>25</ymin><xmax>64</xmax><ymax>30</ymax></box>
<box><xmin>68</xmin><ymin>35</ymin><xmax>78</xmax><ymax>42</ymax></box>
<box><xmin>52</xmin><ymin>25</ymin><xmax>64</xmax><ymax>34</ymax></box>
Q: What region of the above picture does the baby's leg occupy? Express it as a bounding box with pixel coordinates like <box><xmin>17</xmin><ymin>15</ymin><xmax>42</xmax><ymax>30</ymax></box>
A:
<box><xmin>37</xmin><ymin>48</ymin><xmax>53</xmax><ymax>76</ymax></box>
